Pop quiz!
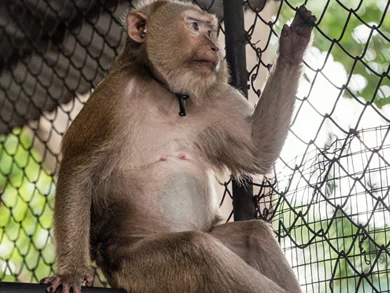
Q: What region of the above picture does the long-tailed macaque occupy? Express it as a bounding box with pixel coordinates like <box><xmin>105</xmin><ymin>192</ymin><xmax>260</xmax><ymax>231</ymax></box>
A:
<box><xmin>42</xmin><ymin>1</ymin><xmax>316</xmax><ymax>292</ymax></box>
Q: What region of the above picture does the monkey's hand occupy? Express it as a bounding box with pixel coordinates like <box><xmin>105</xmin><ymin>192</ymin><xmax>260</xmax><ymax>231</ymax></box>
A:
<box><xmin>279</xmin><ymin>5</ymin><xmax>316</xmax><ymax>65</ymax></box>
<box><xmin>40</xmin><ymin>273</ymin><xmax>94</xmax><ymax>293</ymax></box>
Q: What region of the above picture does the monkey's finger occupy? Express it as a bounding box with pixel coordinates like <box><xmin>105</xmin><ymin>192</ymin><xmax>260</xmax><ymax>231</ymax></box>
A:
<box><xmin>40</xmin><ymin>277</ymin><xmax>51</xmax><ymax>284</ymax></box>
<box><xmin>303</xmin><ymin>8</ymin><xmax>312</xmax><ymax>19</ymax></box>
<box><xmin>61</xmin><ymin>284</ymin><xmax>71</xmax><ymax>293</ymax></box>
<box><xmin>308</xmin><ymin>15</ymin><xmax>317</xmax><ymax>26</ymax></box>
<box><xmin>47</xmin><ymin>284</ymin><xmax>59</xmax><ymax>293</ymax></box>
<box><xmin>297</xmin><ymin>5</ymin><xmax>307</xmax><ymax>18</ymax></box>
<box><xmin>47</xmin><ymin>278</ymin><xmax>61</xmax><ymax>293</ymax></box>
<box><xmin>281</xmin><ymin>24</ymin><xmax>290</xmax><ymax>37</ymax></box>
<box><xmin>292</xmin><ymin>5</ymin><xmax>307</xmax><ymax>26</ymax></box>
<box><xmin>302</xmin><ymin>9</ymin><xmax>316</xmax><ymax>26</ymax></box>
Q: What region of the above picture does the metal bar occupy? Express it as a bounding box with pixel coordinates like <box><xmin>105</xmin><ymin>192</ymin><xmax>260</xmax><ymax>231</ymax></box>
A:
<box><xmin>223</xmin><ymin>0</ymin><xmax>256</xmax><ymax>221</ymax></box>
<box><xmin>0</xmin><ymin>282</ymin><xmax>126</xmax><ymax>293</ymax></box>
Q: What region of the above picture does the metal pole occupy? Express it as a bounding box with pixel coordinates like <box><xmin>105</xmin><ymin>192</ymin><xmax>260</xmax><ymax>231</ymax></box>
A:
<box><xmin>223</xmin><ymin>0</ymin><xmax>256</xmax><ymax>221</ymax></box>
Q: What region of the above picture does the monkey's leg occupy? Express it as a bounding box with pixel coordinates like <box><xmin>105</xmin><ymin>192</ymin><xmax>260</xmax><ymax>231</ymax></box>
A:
<box><xmin>210</xmin><ymin>220</ymin><xmax>301</xmax><ymax>293</ymax></box>
<box><xmin>106</xmin><ymin>231</ymin><xmax>287</xmax><ymax>293</ymax></box>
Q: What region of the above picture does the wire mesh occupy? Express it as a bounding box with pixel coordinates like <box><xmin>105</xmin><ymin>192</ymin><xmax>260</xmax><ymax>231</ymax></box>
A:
<box><xmin>0</xmin><ymin>0</ymin><xmax>389</xmax><ymax>292</ymax></box>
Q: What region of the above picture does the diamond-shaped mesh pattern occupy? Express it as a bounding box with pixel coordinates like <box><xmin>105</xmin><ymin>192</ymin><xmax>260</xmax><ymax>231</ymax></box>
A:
<box><xmin>0</xmin><ymin>0</ymin><xmax>389</xmax><ymax>292</ymax></box>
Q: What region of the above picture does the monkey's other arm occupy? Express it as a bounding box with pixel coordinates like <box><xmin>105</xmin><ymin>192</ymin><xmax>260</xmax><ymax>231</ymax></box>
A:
<box><xmin>40</xmin><ymin>76</ymin><xmax>120</xmax><ymax>293</ymax></box>
<box><xmin>40</xmin><ymin>155</ymin><xmax>94</xmax><ymax>293</ymax></box>
<box><xmin>249</xmin><ymin>6</ymin><xmax>316</xmax><ymax>172</ymax></box>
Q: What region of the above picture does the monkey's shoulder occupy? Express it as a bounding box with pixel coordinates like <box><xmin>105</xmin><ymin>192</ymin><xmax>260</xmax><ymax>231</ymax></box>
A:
<box><xmin>210</xmin><ymin>85</ymin><xmax>253</xmax><ymax>119</ymax></box>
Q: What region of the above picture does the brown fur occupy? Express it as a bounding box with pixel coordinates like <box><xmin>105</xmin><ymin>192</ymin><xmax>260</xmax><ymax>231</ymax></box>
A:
<box><xmin>41</xmin><ymin>2</ymin><xmax>315</xmax><ymax>293</ymax></box>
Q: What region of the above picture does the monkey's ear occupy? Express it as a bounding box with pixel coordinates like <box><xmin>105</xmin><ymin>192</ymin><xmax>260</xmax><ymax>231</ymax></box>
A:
<box><xmin>127</xmin><ymin>12</ymin><xmax>148</xmax><ymax>43</ymax></box>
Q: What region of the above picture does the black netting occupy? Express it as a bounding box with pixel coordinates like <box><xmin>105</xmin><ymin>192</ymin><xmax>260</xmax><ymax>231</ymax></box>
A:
<box><xmin>1</xmin><ymin>0</ymin><xmax>389</xmax><ymax>292</ymax></box>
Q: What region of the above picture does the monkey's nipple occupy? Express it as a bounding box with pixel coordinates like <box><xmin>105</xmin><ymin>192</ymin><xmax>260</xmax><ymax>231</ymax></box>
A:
<box><xmin>160</xmin><ymin>155</ymin><xmax>168</xmax><ymax>161</ymax></box>
<box><xmin>178</xmin><ymin>153</ymin><xmax>187</xmax><ymax>160</ymax></box>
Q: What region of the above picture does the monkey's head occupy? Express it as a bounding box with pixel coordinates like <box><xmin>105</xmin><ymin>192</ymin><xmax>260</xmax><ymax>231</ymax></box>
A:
<box><xmin>125</xmin><ymin>0</ymin><xmax>227</xmax><ymax>101</ymax></box>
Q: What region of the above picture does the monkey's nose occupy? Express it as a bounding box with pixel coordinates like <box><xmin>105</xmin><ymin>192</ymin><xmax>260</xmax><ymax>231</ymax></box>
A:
<box><xmin>211</xmin><ymin>46</ymin><xmax>219</xmax><ymax>52</ymax></box>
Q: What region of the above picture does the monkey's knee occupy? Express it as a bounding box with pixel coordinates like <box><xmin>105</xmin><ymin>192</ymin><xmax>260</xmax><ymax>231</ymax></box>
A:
<box><xmin>245</xmin><ymin>220</ymin><xmax>277</xmax><ymax>243</ymax></box>
<box><xmin>211</xmin><ymin>220</ymin><xmax>275</xmax><ymax>245</ymax></box>
<box><xmin>229</xmin><ymin>220</ymin><xmax>285</xmax><ymax>257</ymax></box>
<box><xmin>210</xmin><ymin>220</ymin><xmax>281</xmax><ymax>267</ymax></box>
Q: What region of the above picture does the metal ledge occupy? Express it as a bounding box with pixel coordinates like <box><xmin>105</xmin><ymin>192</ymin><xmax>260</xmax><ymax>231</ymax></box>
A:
<box><xmin>0</xmin><ymin>282</ymin><xmax>126</xmax><ymax>293</ymax></box>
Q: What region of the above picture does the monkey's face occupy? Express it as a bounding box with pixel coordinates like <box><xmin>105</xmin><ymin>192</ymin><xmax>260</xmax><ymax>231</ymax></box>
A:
<box><xmin>127</xmin><ymin>3</ymin><xmax>225</xmax><ymax>99</ymax></box>
<box><xmin>148</xmin><ymin>5</ymin><xmax>222</xmax><ymax>96</ymax></box>
<box><xmin>178</xmin><ymin>9</ymin><xmax>221</xmax><ymax>77</ymax></box>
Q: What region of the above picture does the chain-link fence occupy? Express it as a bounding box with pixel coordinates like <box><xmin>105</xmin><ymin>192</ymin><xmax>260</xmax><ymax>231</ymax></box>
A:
<box><xmin>0</xmin><ymin>0</ymin><xmax>389</xmax><ymax>292</ymax></box>
<box><xmin>244</xmin><ymin>1</ymin><xmax>390</xmax><ymax>292</ymax></box>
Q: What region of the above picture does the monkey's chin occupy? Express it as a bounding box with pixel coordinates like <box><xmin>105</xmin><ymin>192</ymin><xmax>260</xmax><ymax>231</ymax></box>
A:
<box><xmin>191</xmin><ymin>60</ymin><xmax>218</xmax><ymax>73</ymax></box>
<box><xmin>196</xmin><ymin>67</ymin><xmax>218</xmax><ymax>78</ymax></box>
<box><xmin>170</xmin><ymin>73</ymin><xmax>217</xmax><ymax>104</ymax></box>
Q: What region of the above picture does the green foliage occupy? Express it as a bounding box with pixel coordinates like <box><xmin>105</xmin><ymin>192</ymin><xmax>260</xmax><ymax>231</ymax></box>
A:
<box><xmin>277</xmin><ymin>0</ymin><xmax>390</xmax><ymax>108</ymax></box>
<box><xmin>0</xmin><ymin>128</ymin><xmax>56</xmax><ymax>282</ymax></box>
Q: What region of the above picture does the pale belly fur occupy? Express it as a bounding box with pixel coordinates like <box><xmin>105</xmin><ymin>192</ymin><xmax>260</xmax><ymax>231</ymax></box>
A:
<box><xmin>109</xmin><ymin>154</ymin><xmax>221</xmax><ymax>233</ymax></box>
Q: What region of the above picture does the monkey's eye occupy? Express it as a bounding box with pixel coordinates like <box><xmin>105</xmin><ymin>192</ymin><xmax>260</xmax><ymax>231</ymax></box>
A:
<box><xmin>192</xmin><ymin>21</ymin><xmax>199</xmax><ymax>31</ymax></box>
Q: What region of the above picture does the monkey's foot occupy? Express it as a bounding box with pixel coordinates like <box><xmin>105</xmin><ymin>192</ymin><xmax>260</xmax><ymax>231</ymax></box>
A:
<box><xmin>279</xmin><ymin>5</ymin><xmax>316</xmax><ymax>64</ymax></box>
<box><xmin>40</xmin><ymin>273</ymin><xmax>93</xmax><ymax>293</ymax></box>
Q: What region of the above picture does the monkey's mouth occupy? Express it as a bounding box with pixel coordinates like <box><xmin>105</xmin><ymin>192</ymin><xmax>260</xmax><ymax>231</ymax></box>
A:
<box><xmin>192</xmin><ymin>59</ymin><xmax>218</xmax><ymax>71</ymax></box>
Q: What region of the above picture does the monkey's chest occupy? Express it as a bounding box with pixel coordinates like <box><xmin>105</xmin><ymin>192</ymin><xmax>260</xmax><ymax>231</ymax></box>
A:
<box><xmin>124</xmin><ymin>118</ymin><xmax>204</xmax><ymax>169</ymax></box>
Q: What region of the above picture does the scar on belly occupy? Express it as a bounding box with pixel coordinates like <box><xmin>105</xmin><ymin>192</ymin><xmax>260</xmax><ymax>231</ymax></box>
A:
<box><xmin>178</xmin><ymin>153</ymin><xmax>186</xmax><ymax>160</ymax></box>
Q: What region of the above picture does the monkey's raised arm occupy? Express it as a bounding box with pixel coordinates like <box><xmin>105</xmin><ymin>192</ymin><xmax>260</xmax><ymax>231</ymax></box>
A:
<box><xmin>249</xmin><ymin>6</ymin><xmax>315</xmax><ymax>173</ymax></box>
<box><xmin>198</xmin><ymin>6</ymin><xmax>315</xmax><ymax>177</ymax></box>
<box><xmin>249</xmin><ymin>62</ymin><xmax>300</xmax><ymax>173</ymax></box>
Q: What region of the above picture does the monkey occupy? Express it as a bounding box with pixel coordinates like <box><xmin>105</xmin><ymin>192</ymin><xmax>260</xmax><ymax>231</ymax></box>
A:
<box><xmin>41</xmin><ymin>1</ymin><xmax>316</xmax><ymax>292</ymax></box>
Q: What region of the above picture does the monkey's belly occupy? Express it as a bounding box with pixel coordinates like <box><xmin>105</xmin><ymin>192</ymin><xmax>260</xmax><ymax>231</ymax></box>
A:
<box><xmin>106</xmin><ymin>158</ymin><xmax>219</xmax><ymax>235</ymax></box>
<box><xmin>157</xmin><ymin>170</ymin><xmax>212</xmax><ymax>231</ymax></box>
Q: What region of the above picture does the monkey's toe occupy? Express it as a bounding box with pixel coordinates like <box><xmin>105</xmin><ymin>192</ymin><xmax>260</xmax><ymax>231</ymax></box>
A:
<box><xmin>60</xmin><ymin>284</ymin><xmax>71</xmax><ymax>293</ymax></box>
